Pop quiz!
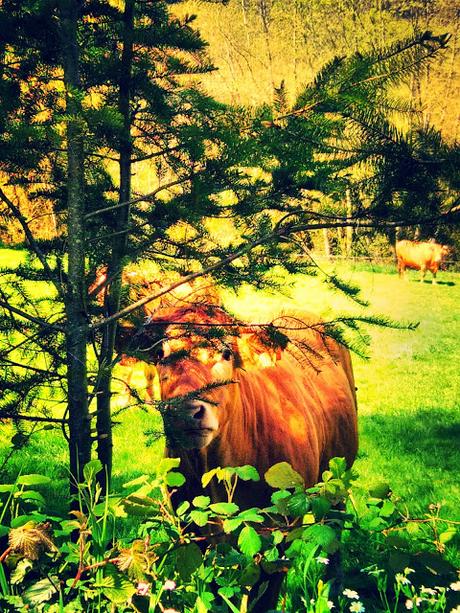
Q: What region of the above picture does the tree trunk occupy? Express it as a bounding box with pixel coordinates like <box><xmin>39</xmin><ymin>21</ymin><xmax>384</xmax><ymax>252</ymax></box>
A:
<box><xmin>345</xmin><ymin>188</ymin><xmax>353</xmax><ymax>258</ymax></box>
<box><xmin>61</xmin><ymin>0</ymin><xmax>92</xmax><ymax>491</ymax></box>
<box><xmin>96</xmin><ymin>0</ymin><xmax>134</xmax><ymax>490</ymax></box>
<box><xmin>323</xmin><ymin>228</ymin><xmax>331</xmax><ymax>260</ymax></box>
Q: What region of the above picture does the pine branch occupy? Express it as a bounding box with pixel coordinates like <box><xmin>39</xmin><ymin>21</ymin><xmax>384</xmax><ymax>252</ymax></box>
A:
<box><xmin>0</xmin><ymin>187</ymin><xmax>64</xmax><ymax>297</ymax></box>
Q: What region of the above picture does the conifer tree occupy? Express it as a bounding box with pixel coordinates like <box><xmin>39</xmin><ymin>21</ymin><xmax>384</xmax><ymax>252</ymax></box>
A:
<box><xmin>0</xmin><ymin>0</ymin><xmax>458</xmax><ymax>495</ymax></box>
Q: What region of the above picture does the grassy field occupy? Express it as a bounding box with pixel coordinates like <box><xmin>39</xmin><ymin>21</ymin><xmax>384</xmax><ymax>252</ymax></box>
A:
<box><xmin>0</xmin><ymin>250</ymin><xmax>459</xmax><ymax>527</ymax></box>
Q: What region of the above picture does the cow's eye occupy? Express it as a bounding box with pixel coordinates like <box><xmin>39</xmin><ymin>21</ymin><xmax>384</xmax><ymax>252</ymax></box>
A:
<box><xmin>222</xmin><ymin>348</ymin><xmax>232</xmax><ymax>361</ymax></box>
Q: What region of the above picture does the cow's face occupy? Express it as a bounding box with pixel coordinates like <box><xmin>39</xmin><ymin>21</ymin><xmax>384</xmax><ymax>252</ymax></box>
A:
<box><xmin>157</xmin><ymin>332</ymin><xmax>237</xmax><ymax>449</ymax></box>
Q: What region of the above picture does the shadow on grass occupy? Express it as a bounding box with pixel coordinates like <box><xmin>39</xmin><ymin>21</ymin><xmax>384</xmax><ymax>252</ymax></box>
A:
<box><xmin>411</xmin><ymin>279</ymin><xmax>456</xmax><ymax>286</ymax></box>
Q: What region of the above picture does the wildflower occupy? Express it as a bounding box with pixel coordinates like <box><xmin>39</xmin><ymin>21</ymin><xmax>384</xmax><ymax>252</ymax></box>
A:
<box><xmin>405</xmin><ymin>600</ymin><xmax>413</xmax><ymax>610</ymax></box>
<box><xmin>349</xmin><ymin>603</ymin><xmax>365</xmax><ymax>612</ymax></box>
<box><xmin>136</xmin><ymin>582</ymin><xmax>150</xmax><ymax>596</ymax></box>
<box><xmin>396</xmin><ymin>573</ymin><xmax>411</xmax><ymax>585</ymax></box>
<box><xmin>420</xmin><ymin>586</ymin><xmax>437</xmax><ymax>595</ymax></box>
<box><xmin>163</xmin><ymin>580</ymin><xmax>176</xmax><ymax>591</ymax></box>
<box><xmin>450</xmin><ymin>581</ymin><xmax>460</xmax><ymax>591</ymax></box>
<box><xmin>328</xmin><ymin>601</ymin><xmax>335</xmax><ymax>609</ymax></box>
<box><xmin>163</xmin><ymin>609</ymin><xmax>180</xmax><ymax>613</ymax></box>
<box><xmin>317</xmin><ymin>556</ymin><xmax>330</xmax><ymax>565</ymax></box>
<box><xmin>449</xmin><ymin>607</ymin><xmax>460</xmax><ymax>613</ymax></box>
<box><xmin>343</xmin><ymin>589</ymin><xmax>360</xmax><ymax>599</ymax></box>
<box><xmin>404</xmin><ymin>567</ymin><xmax>415</xmax><ymax>575</ymax></box>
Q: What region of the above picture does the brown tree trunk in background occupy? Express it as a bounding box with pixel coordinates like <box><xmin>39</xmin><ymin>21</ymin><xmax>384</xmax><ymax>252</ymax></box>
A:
<box><xmin>241</xmin><ymin>0</ymin><xmax>251</xmax><ymax>47</ymax></box>
<box><xmin>257</xmin><ymin>0</ymin><xmax>275</xmax><ymax>98</ymax></box>
<box><xmin>61</xmin><ymin>0</ymin><xmax>92</xmax><ymax>491</ymax></box>
<box><xmin>96</xmin><ymin>0</ymin><xmax>135</xmax><ymax>491</ymax></box>
<box><xmin>345</xmin><ymin>188</ymin><xmax>353</xmax><ymax>258</ymax></box>
<box><xmin>323</xmin><ymin>228</ymin><xmax>331</xmax><ymax>260</ymax></box>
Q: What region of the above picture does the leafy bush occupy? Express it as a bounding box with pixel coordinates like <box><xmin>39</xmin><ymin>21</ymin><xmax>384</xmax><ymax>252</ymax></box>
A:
<box><xmin>0</xmin><ymin>459</ymin><xmax>458</xmax><ymax>612</ymax></box>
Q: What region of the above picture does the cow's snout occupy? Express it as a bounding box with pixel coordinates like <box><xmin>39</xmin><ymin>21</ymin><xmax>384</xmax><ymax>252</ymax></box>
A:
<box><xmin>164</xmin><ymin>399</ymin><xmax>219</xmax><ymax>449</ymax></box>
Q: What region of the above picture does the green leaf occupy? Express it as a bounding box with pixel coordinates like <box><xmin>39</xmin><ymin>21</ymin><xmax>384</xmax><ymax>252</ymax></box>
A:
<box><xmin>83</xmin><ymin>460</ymin><xmax>103</xmax><ymax>482</ymax></box>
<box><xmin>193</xmin><ymin>495</ymin><xmax>211</xmax><ymax>508</ymax></box>
<box><xmin>17</xmin><ymin>475</ymin><xmax>51</xmax><ymax>487</ymax></box>
<box><xmin>209</xmin><ymin>502</ymin><xmax>239</xmax><ymax>515</ymax></box>
<box><xmin>303</xmin><ymin>524</ymin><xmax>337</xmax><ymax>551</ymax></box>
<box><xmin>286</xmin><ymin>492</ymin><xmax>311</xmax><ymax>517</ymax></box>
<box><xmin>223</xmin><ymin>517</ymin><xmax>243</xmax><ymax>533</ymax></box>
<box><xmin>175</xmin><ymin>542</ymin><xmax>203</xmax><ymax>581</ymax></box>
<box><xmin>379</xmin><ymin>499</ymin><xmax>396</xmax><ymax>517</ymax></box>
<box><xmin>0</xmin><ymin>525</ymin><xmax>10</xmax><ymax>538</ymax></box>
<box><xmin>369</xmin><ymin>482</ymin><xmax>391</xmax><ymax>499</ymax></box>
<box><xmin>17</xmin><ymin>490</ymin><xmax>46</xmax><ymax>506</ymax></box>
<box><xmin>166</xmin><ymin>471</ymin><xmax>186</xmax><ymax>487</ymax></box>
<box><xmin>233</xmin><ymin>465</ymin><xmax>260</xmax><ymax>482</ymax></box>
<box><xmin>240</xmin><ymin>562</ymin><xmax>261</xmax><ymax>586</ymax></box>
<box><xmin>95</xmin><ymin>567</ymin><xmax>136</xmax><ymax>604</ymax></box>
<box><xmin>176</xmin><ymin>501</ymin><xmax>190</xmax><ymax>516</ymax></box>
<box><xmin>190</xmin><ymin>510</ymin><xmax>209</xmax><ymax>526</ymax></box>
<box><xmin>439</xmin><ymin>528</ymin><xmax>456</xmax><ymax>544</ymax></box>
<box><xmin>328</xmin><ymin>457</ymin><xmax>347</xmax><ymax>477</ymax></box>
<box><xmin>202</xmin><ymin>468</ymin><xmax>220</xmax><ymax>488</ymax></box>
<box><xmin>265</xmin><ymin>462</ymin><xmax>304</xmax><ymax>490</ymax></box>
<box><xmin>311</xmin><ymin>497</ymin><xmax>331</xmax><ymax>519</ymax></box>
<box><xmin>158</xmin><ymin>458</ymin><xmax>181</xmax><ymax>475</ymax></box>
<box><xmin>238</xmin><ymin>525</ymin><xmax>262</xmax><ymax>557</ymax></box>
<box><xmin>235</xmin><ymin>508</ymin><xmax>264</xmax><ymax>523</ymax></box>
<box><xmin>10</xmin><ymin>558</ymin><xmax>33</xmax><ymax>585</ymax></box>
<box><xmin>23</xmin><ymin>577</ymin><xmax>58</xmax><ymax>606</ymax></box>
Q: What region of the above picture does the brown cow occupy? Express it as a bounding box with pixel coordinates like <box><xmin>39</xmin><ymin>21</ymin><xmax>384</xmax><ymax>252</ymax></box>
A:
<box><xmin>89</xmin><ymin>267</ymin><xmax>221</xmax><ymax>401</ymax></box>
<box><xmin>127</xmin><ymin>302</ymin><xmax>358</xmax><ymax>611</ymax></box>
<box><xmin>396</xmin><ymin>240</ymin><xmax>450</xmax><ymax>283</ymax></box>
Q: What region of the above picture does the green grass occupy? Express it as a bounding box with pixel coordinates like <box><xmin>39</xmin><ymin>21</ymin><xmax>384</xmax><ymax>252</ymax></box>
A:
<box><xmin>1</xmin><ymin>255</ymin><xmax>459</xmax><ymax>526</ymax></box>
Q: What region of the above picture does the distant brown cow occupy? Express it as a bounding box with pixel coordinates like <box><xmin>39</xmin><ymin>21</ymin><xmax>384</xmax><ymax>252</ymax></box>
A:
<box><xmin>124</xmin><ymin>302</ymin><xmax>358</xmax><ymax>611</ymax></box>
<box><xmin>396</xmin><ymin>240</ymin><xmax>450</xmax><ymax>283</ymax></box>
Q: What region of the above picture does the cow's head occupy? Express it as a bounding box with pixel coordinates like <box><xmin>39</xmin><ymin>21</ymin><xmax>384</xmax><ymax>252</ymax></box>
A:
<box><xmin>135</xmin><ymin>305</ymin><xmax>284</xmax><ymax>450</ymax></box>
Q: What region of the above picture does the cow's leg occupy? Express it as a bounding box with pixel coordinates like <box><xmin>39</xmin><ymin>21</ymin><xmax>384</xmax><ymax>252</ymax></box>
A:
<box><xmin>431</xmin><ymin>266</ymin><xmax>438</xmax><ymax>284</ymax></box>
<box><xmin>420</xmin><ymin>266</ymin><xmax>426</xmax><ymax>282</ymax></box>
<box><xmin>398</xmin><ymin>261</ymin><xmax>407</xmax><ymax>280</ymax></box>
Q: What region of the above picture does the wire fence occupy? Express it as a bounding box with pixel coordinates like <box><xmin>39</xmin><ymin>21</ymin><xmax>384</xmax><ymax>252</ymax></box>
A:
<box><xmin>310</xmin><ymin>254</ymin><xmax>460</xmax><ymax>272</ymax></box>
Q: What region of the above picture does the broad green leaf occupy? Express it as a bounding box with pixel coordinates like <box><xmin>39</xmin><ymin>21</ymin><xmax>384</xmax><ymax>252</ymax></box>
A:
<box><xmin>175</xmin><ymin>542</ymin><xmax>203</xmax><ymax>580</ymax></box>
<box><xmin>166</xmin><ymin>471</ymin><xmax>185</xmax><ymax>487</ymax></box>
<box><xmin>369</xmin><ymin>481</ymin><xmax>391</xmax><ymax>499</ymax></box>
<box><xmin>236</xmin><ymin>508</ymin><xmax>264</xmax><ymax>523</ymax></box>
<box><xmin>311</xmin><ymin>497</ymin><xmax>331</xmax><ymax>519</ymax></box>
<box><xmin>264</xmin><ymin>462</ymin><xmax>304</xmax><ymax>490</ymax></box>
<box><xmin>83</xmin><ymin>460</ymin><xmax>103</xmax><ymax>482</ymax></box>
<box><xmin>329</xmin><ymin>457</ymin><xmax>347</xmax><ymax>477</ymax></box>
<box><xmin>286</xmin><ymin>492</ymin><xmax>311</xmax><ymax>517</ymax></box>
<box><xmin>439</xmin><ymin>528</ymin><xmax>456</xmax><ymax>544</ymax></box>
<box><xmin>233</xmin><ymin>465</ymin><xmax>260</xmax><ymax>482</ymax></box>
<box><xmin>158</xmin><ymin>458</ymin><xmax>181</xmax><ymax>475</ymax></box>
<box><xmin>190</xmin><ymin>510</ymin><xmax>209</xmax><ymax>527</ymax></box>
<box><xmin>23</xmin><ymin>577</ymin><xmax>58</xmax><ymax>606</ymax></box>
<box><xmin>95</xmin><ymin>567</ymin><xmax>136</xmax><ymax>603</ymax></box>
<box><xmin>238</xmin><ymin>525</ymin><xmax>262</xmax><ymax>557</ymax></box>
<box><xmin>17</xmin><ymin>475</ymin><xmax>51</xmax><ymax>487</ymax></box>
<box><xmin>209</xmin><ymin>502</ymin><xmax>239</xmax><ymax>515</ymax></box>
<box><xmin>17</xmin><ymin>490</ymin><xmax>46</xmax><ymax>506</ymax></box>
<box><xmin>202</xmin><ymin>467</ymin><xmax>220</xmax><ymax>488</ymax></box>
<box><xmin>379</xmin><ymin>499</ymin><xmax>396</xmax><ymax>517</ymax></box>
<box><xmin>176</xmin><ymin>501</ymin><xmax>190</xmax><ymax>516</ymax></box>
<box><xmin>0</xmin><ymin>524</ymin><xmax>8</xmax><ymax>538</ymax></box>
<box><xmin>240</xmin><ymin>562</ymin><xmax>261</xmax><ymax>586</ymax></box>
<box><xmin>193</xmin><ymin>495</ymin><xmax>211</xmax><ymax>508</ymax></box>
<box><xmin>223</xmin><ymin>517</ymin><xmax>243</xmax><ymax>533</ymax></box>
<box><xmin>10</xmin><ymin>558</ymin><xmax>33</xmax><ymax>585</ymax></box>
<box><xmin>0</xmin><ymin>484</ymin><xmax>16</xmax><ymax>492</ymax></box>
<box><xmin>303</xmin><ymin>524</ymin><xmax>337</xmax><ymax>551</ymax></box>
<box><xmin>122</xmin><ymin>475</ymin><xmax>150</xmax><ymax>489</ymax></box>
